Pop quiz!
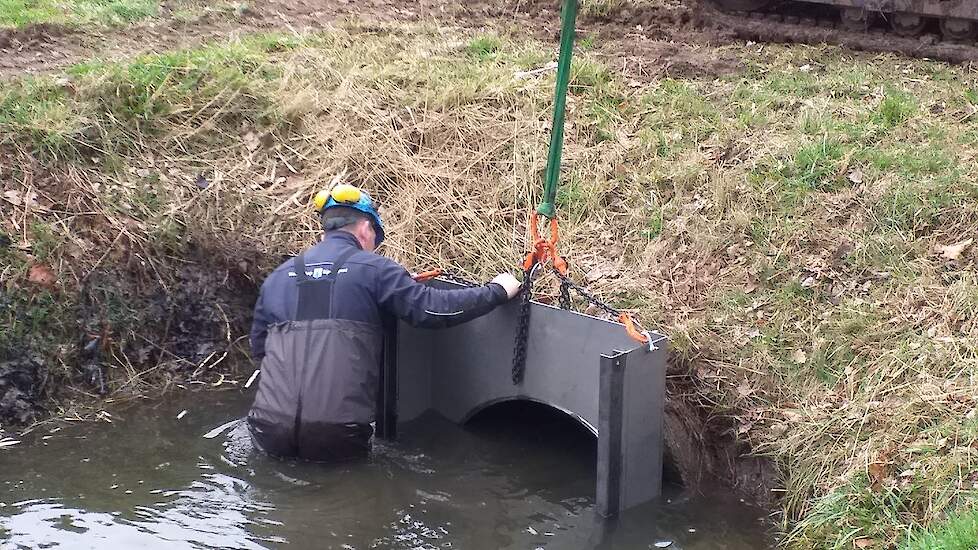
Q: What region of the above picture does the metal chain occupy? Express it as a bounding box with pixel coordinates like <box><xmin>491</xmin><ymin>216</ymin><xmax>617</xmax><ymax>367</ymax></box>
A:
<box><xmin>552</xmin><ymin>269</ymin><xmax>621</xmax><ymax>319</ymax></box>
<box><xmin>511</xmin><ymin>263</ymin><xmax>543</xmax><ymax>385</ymax></box>
<box><xmin>510</xmin><ymin>265</ymin><xmax>646</xmax><ymax>384</ymax></box>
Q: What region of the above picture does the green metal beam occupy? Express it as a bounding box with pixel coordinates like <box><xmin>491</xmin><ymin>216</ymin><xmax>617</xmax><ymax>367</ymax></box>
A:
<box><xmin>536</xmin><ymin>0</ymin><xmax>579</xmax><ymax>220</ymax></box>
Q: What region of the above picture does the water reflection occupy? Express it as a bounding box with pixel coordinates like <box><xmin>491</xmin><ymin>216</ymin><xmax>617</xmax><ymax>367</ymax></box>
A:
<box><xmin>0</xmin><ymin>392</ymin><xmax>772</xmax><ymax>549</ymax></box>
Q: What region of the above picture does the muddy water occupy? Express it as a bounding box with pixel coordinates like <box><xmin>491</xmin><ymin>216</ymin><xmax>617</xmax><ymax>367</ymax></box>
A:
<box><xmin>0</xmin><ymin>392</ymin><xmax>772</xmax><ymax>549</ymax></box>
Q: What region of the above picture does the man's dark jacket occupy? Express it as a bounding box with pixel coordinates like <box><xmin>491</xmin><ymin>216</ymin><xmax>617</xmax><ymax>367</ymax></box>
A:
<box><xmin>247</xmin><ymin>231</ymin><xmax>507</xmax><ymax>460</ymax></box>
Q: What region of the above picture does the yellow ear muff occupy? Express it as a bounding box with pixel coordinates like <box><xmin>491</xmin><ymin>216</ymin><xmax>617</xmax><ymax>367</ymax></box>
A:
<box><xmin>331</xmin><ymin>184</ymin><xmax>362</xmax><ymax>204</ymax></box>
<box><xmin>313</xmin><ymin>189</ymin><xmax>331</xmax><ymax>211</ymax></box>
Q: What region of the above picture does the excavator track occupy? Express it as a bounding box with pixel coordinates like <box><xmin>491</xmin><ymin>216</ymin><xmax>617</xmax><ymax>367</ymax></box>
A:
<box><xmin>699</xmin><ymin>0</ymin><xmax>978</xmax><ymax>63</ymax></box>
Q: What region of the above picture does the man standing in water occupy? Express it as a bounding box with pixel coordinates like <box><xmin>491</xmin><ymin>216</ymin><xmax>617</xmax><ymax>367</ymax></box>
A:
<box><xmin>247</xmin><ymin>183</ymin><xmax>521</xmax><ymax>462</ymax></box>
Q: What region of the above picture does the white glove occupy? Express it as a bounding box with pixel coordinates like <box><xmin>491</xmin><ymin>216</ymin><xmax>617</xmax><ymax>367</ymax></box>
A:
<box><xmin>491</xmin><ymin>273</ymin><xmax>522</xmax><ymax>300</ymax></box>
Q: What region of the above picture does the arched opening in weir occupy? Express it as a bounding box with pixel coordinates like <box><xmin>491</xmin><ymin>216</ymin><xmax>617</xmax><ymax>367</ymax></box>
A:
<box><xmin>464</xmin><ymin>398</ymin><xmax>682</xmax><ymax>490</ymax></box>
<box><xmin>462</xmin><ymin>397</ymin><xmax>598</xmax><ymax>436</ymax></box>
<box><xmin>463</xmin><ymin>398</ymin><xmax>599</xmax><ymax>497</ymax></box>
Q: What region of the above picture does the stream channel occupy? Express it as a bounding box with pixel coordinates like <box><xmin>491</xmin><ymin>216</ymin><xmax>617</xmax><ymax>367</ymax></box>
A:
<box><xmin>1</xmin><ymin>390</ymin><xmax>773</xmax><ymax>549</ymax></box>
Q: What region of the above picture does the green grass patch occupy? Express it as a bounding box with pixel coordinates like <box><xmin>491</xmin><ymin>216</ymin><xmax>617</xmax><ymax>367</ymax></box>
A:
<box><xmin>790</xmin><ymin>476</ymin><xmax>917</xmax><ymax>549</ymax></box>
<box><xmin>0</xmin><ymin>79</ymin><xmax>79</xmax><ymax>156</ymax></box>
<box><xmin>872</xmin><ymin>88</ymin><xmax>917</xmax><ymax>129</ymax></box>
<box><xmin>466</xmin><ymin>34</ymin><xmax>503</xmax><ymax>60</ymax></box>
<box><xmin>789</xmin><ymin>137</ymin><xmax>845</xmax><ymax>190</ymax></box>
<box><xmin>1</xmin><ymin>35</ymin><xmax>301</xmax><ymax>158</ymax></box>
<box><xmin>570</xmin><ymin>58</ymin><xmax>614</xmax><ymax>94</ymax></box>
<box><xmin>578</xmin><ymin>32</ymin><xmax>598</xmax><ymax>51</ymax></box>
<box><xmin>0</xmin><ymin>0</ymin><xmax>158</xmax><ymax>27</ymax></box>
<box><xmin>585</xmin><ymin>93</ymin><xmax>625</xmax><ymax>143</ymax></box>
<box><xmin>965</xmin><ymin>88</ymin><xmax>978</xmax><ymax>106</ymax></box>
<box><xmin>641</xmin><ymin>79</ymin><xmax>720</xmax><ymax>147</ymax></box>
<box><xmin>860</xmin><ymin>142</ymin><xmax>955</xmax><ymax>177</ymax></box>
<box><xmin>874</xmin><ymin>179</ymin><xmax>962</xmax><ymax>233</ymax></box>
<box><xmin>764</xmin><ymin>71</ymin><xmax>820</xmax><ymax>97</ymax></box>
<box><xmin>902</xmin><ymin>508</ymin><xmax>978</xmax><ymax>550</ymax></box>
<box><xmin>644</xmin><ymin>205</ymin><xmax>664</xmax><ymax>240</ymax></box>
<box><xmin>0</xmin><ymin>287</ymin><xmax>74</xmax><ymax>354</ymax></box>
<box><xmin>83</xmin><ymin>41</ymin><xmax>283</xmax><ymax>125</ymax></box>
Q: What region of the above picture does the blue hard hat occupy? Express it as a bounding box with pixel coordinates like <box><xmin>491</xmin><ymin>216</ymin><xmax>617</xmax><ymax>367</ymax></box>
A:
<box><xmin>315</xmin><ymin>184</ymin><xmax>385</xmax><ymax>247</ymax></box>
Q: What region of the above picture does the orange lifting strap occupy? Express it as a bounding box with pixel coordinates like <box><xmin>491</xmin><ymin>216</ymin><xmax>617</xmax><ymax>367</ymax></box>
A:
<box><xmin>619</xmin><ymin>313</ymin><xmax>650</xmax><ymax>345</ymax></box>
<box><xmin>413</xmin><ymin>269</ymin><xmax>443</xmax><ymax>283</ymax></box>
<box><xmin>523</xmin><ymin>214</ymin><xmax>568</xmax><ymax>276</ymax></box>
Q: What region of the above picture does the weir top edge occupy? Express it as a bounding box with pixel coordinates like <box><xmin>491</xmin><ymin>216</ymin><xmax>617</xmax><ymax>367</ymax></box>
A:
<box><xmin>429</xmin><ymin>277</ymin><xmax>669</xmax><ymax>344</ymax></box>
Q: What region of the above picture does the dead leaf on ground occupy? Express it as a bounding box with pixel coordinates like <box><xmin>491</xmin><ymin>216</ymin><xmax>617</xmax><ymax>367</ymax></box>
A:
<box><xmin>585</xmin><ymin>263</ymin><xmax>620</xmax><ymax>283</ymax></box>
<box><xmin>868</xmin><ymin>462</ymin><xmax>888</xmax><ymax>479</ymax></box>
<box><xmin>3</xmin><ymin>189</ymin><xmax>39</xmax><ymax>208</ymax></box>
<box><xmin>243</xmin><ymin>131</ymin><xmax>260</xmax><ymax>151</ymax></box>
<box><xmin>867</xmin><ymin>462</ymin><xmax>888</xmax><ymax>492</ymax></box>
<box><xmin>853</xmin><ymin>537</ymin><xmax>876</xmax><ymax>548</ymax></box>
<box><xmin>2</xmin><ymin>190</ymin><xmax>21</xmax><ymax>205</ymax></box>
<box><xmin>744</xmin><ymin>279</ymin><xmax>759</xmax><ymax>294</ymax></box>
<box><xmin>937</xmin><ymin>238</ymin><xmax>973</xmax><ymax>261</ymax></box>
<box><xmin>28</xmin><ymin>264</ymin><xmax>57</xmax><ymax>288</ymax></box>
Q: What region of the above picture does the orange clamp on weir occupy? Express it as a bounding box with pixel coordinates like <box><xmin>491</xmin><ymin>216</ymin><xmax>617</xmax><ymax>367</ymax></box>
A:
<box><xmin>618</xmin><ymin>313</ymin><xmax>650</xmax><ymax>345</ymax></box>
<box><xmin>524</xmin><ymin>213</ymin><xmax>568</xmax><ymax>276</ymax></box>
<box><xmin>413</xmin><ymin>269</ymin><xmax>443</xmax><ymax>282</ymax></box>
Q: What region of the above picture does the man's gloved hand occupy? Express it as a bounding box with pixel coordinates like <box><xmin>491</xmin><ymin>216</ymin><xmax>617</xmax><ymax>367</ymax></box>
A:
<box><xmin>491</xmin><ymin>273</ymin><xmax>522</xmax><ymax>300</ymax></box>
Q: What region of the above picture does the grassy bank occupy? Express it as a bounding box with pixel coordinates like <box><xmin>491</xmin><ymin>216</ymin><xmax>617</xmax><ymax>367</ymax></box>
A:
<box><xmin>0</xmin><ymin>0</ymin><xmax>236</xmax><ymax>28</ymax></box>
<box><xmin>1</xmin><ymin>23</ymin><xmax>976</xmax><ymax>548</ymax></box>
<box><xmin>1</xmin><ymin>0</ymin><xmax>156</xmax><ymax>27</ymax></box>
<box><xmin>0</xmin><ymin>35</ymin><xmax>298</xmax><ymax>426</ymax></box>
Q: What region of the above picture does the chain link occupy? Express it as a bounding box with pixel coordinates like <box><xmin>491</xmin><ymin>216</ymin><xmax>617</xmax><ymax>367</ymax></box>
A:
<box><xmin>552</xmin><ymin>269</ymin><xmax>622</xmax><ymax>319</ymax></box>
<box><xmin>558</xmin><ymin>277</ymin><xmax>572</xmax><ymax>310</ymax></box>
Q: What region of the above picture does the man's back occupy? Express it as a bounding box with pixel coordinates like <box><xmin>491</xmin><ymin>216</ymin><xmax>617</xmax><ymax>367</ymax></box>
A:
<box><xmin>250</xmin><ymin>231</ymin><xmax>393</xmax><ymax>357</ymax></box>
<box><xmin>247</xmin><ymin>230</ymin><xmax>509</xmax><ymax>462</ymax></box>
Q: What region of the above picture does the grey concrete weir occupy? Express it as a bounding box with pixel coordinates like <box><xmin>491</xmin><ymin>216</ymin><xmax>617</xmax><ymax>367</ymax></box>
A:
<box><xmin>376</xmin><ymin>281</ymin><xmax>669</xmax><ymax>517</ymax></box>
